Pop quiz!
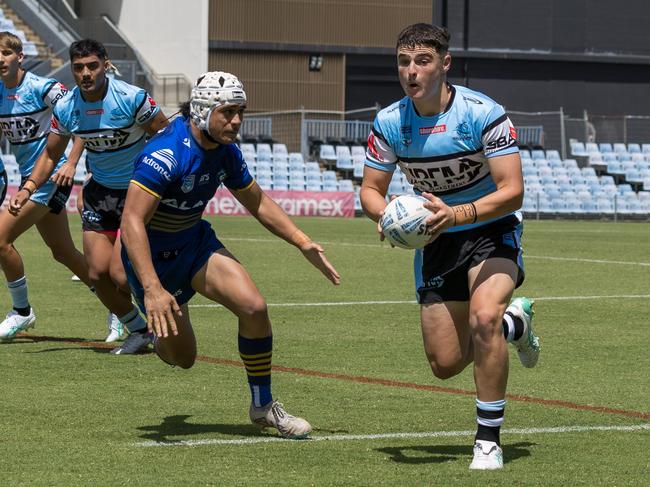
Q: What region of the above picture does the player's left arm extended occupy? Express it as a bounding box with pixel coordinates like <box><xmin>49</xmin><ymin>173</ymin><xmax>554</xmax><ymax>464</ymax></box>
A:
<box><xmin>423</xmin><ymin>152</ymin><xmax>524</xmax><ymax>233</ymax></box>
<box><xmin>232</xmin><ymin>182</ymin><xmax>341</xmax><ymax>285</ymax></box>
<box><xmin>121</xmin><ymin>182</ymin><xmax>181</xmax><ymax>337</ymax></box>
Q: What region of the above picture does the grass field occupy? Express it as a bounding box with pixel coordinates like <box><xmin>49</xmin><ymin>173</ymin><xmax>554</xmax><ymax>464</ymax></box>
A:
<box><xmin>1</xmin><ymin>216</ymin><xmax>648</xmax><ymax>486</ymax></box>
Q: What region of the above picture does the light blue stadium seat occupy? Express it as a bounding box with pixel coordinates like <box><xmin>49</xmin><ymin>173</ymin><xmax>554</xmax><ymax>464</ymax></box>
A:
<box><xmin>288</xmin><ymin>153</ymin><xmax>304</xmax><ymax>165</ymax></box>
<box><xmin>582</xmin><ymin>200</ymin><xmax>598</xmax><ymax>213</ymax></box>
<box><xmin>322</xmin><ymin>181</ymin><xmax>339</xmax><ymax>192</ymax></box>
<box><xmin>272</xmin><ymin>143</ymin><xmax>288</xmax><ymax>158</ymax></box>
<box><xmin>531</xmin><ymin>149</ymin><xmax>546</xmax><ymax>160</ymax></box>
<box><xmin>240</xmin><ymin>143</ymin><xmax>256</xmax><ymax>155</ymax></box>
<box><xmin>519</xmin><ymin>149</ymin><xmax>531</xmax><ymax>160</ymax></box>
<box><xmin>256</xmin><ymin>152</ymin><xmax>272</xmax><ymax>163</ymax></box>
<box><xmin>272</xmin><ymin>180</ymin><xmax>289</xmax><ymax>191</ymax></box>
<box><xmin>305</xmin><ymin>172</ymin><xmax>322</xmax><ymax>183</ymax></box>
<box><xmin>585</xmin><ymin>142</ymin><xmax>599</xmax><ymax>153</ymax></box>
<box><xmin>305</xmin><ymin>161</ymin><xmax>320</xmax><ymax>173</ymax></box>
<box><xmin>602</xmin><ymin>153</ymin><xmax>617</xmax><ymax>162</ymax></box>
<box><xmin>322</xmin><ymin>170</ymin><xmax>337</xmax><ymax>182</ymax></box>
<box><xmin>351</xmin><ymin>145</ymin><xmax>365</xmax><ymax>160</ymax></box>
<box><xmin>613</xmin><ymin>143</ymin><xmax>627</xmax><ymax>154</ymax></box>
<box><xmin>256</xmin><ymin>143</ymin><xmax>272</xmax><ymax>159</ymax></box>
<box><xmin>305</xmin><ymin>181</ymin><xmax>322</xmax><ymax>191</ymax></box>
<box><xmin>617</xmin><ymin>184</ymin><xmax>633</xmax><ymax>194</ymax></box>
<box><xmin>338</xmin><ymin>179</ymin><xmax>355</xmax><ymax>192</ymax></box>
<box><xmin>563</xmin><ymin>158</ymin><xmax>579</xmax><ymax>169</ymax></box>
<box><xmin>319</xmin><ymin>144</ymin><xmax>337</xmax><ymax>163</ymax></box>
<box><xmin>570</xmin><ymin>142</ymin><xmax>587</xmax><ymax>156</ymax></box>
<box><xmin>353</xmin><ymin>160</ymin><xmax>364</xmax><ymax>179</ymax></box>
<box><xmin>335</xmin><ymin>145</ymin><xmax>353</xmax><ymax>170</ymax></box>
<box><xmin>546</xmin><ymin>150</ymin><xmax>561</xmax><ymax>161</ymax></box>
<box><xmin>599</xmin><ymin>143</ymin><xmax>613</xmax><ymax>153</ymax></box>
<box><xmin>627</xmin><ymin>143</ymin><xmax>641</xmax><ymax>154</ymax></box>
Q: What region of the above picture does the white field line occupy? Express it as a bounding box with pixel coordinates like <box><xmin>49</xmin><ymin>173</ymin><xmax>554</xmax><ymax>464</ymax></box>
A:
<box><xmin>225</xmin><ymin>237</ymin><xmax>650</xmax><ymax>267</ymax></box>
<box><xmin>189</xmin><ymin>295</ymin><xmax>650</xmax><ymax>309</ymax></box>
<box><xmin>134</xmin><ymin>423</ymin><xmax>650</xmax><ymax>447</ymax></box>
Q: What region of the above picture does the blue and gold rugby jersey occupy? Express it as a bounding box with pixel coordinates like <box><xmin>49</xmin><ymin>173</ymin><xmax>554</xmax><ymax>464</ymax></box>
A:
<box><xmin>0</xmin><ymin>71</ymin><xmax>69</xmax><ymax>176</ymax></box>
<box><xmin>51</xmin><ymin>78</ymin><xmax>159</xmax><ymax>189</ymax></box>
<box><xmin>131</xmin><ymin>117</ymin><xmax>253</xmax><ymax>243</ymax></box>
<box><xmin>366</xmin><ymin>84</ymin><xmax>520</xmax><ymax>232</ymax></box>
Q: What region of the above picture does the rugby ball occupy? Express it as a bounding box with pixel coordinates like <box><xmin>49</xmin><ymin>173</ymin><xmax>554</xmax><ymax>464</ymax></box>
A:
<box><xmin>379</xmin><ymin>195</ymin><xmax>433</xmax><ymax>249</ymax></box>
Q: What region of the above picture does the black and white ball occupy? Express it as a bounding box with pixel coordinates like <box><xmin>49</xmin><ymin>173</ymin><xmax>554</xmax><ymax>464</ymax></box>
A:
<box><xmin>380</xmin><ymin>195</ymin><xmax>433</xmax><ymax>249</ymax></box>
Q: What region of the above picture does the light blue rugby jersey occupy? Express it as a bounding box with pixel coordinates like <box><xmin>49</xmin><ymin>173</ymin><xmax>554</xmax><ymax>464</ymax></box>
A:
<box><xmin>0</xmin><ymin>71</ymin><xmax>69</xmax><ymax>176</ymax></box>
<box><xmin>366</xmin><ymin>84</ymin><xmax>521</xmax><ymax>232</ymax></box>
<box><xmin>51</xmin><ymin>78</ymin><xmax>160</xmax><ymax>189</ymax></box>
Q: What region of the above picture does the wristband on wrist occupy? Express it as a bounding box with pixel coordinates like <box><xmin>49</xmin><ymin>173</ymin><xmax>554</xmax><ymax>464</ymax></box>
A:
<box><xmin>451</xmin><ymin>202</ymin><xmax>477</xmax><ymax>226</ymax></box>
<box><xmin>290</xmin><ymin>229</ymin><xmax>312</xmax><ymax>248</ymax></box>
<box><xmin>22</xmin><ymin>180</ymin><xmax>37</xmax><ymax>196</ymax></box>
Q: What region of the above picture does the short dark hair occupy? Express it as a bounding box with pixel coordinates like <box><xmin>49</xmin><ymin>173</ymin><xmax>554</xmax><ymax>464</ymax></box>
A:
<box><xmin>396</xmin><ymin>23</ymin><xmax>450</xmax><ymax>54</ymax></box>
<box><xmin>0</xmin><ymin>31</ymin><xmax>22</xmax><ymax>53</ymax></box>
<box><xmin>69</xmin><ymin>39</ymin><xmax>108</xmax><ymax>62</ymax></box>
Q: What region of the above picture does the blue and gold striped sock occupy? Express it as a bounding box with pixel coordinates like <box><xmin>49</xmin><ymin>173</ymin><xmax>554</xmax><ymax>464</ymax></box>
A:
<box><xmin>239</xmin><ymin>335</ymin><xmax>273</xmax><ymax>407</ymax></box>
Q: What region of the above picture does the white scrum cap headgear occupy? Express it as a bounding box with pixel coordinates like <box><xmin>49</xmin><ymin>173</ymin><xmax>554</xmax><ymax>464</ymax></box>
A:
<box><xmin>190</xmin><ymin>71</ymin><xmax>247</xmax><ymax>130</ymax></box>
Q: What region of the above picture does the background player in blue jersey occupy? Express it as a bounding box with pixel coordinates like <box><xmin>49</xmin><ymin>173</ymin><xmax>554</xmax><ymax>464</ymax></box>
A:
<box><xmin>0</xmin><ymin>31</ymin><xmax>93</xmax><ymax>341</ymax></box>
<box><xmin>120</xmin><ymin>72</ymin><xmax>340</xmax><ymax>438</ymax></box>
<box><xmin>360</xmin><ymin>24</ymin><xmax>540</xmax><ymax>470</ymax></box>
<box><xmin>11</xmin><ymin>39</ymin><xmax>169</xmax><ymax>352</ymax></box>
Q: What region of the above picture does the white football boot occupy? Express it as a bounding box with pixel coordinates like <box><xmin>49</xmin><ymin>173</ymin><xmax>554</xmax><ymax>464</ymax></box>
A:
<box><xmin>0</xmin><ymin>309</ymin><xmax>36</xmax><ymax>341</ymax></box>
<box><xmin>105</xmin><ymin>312</ymin><xmax>126</xmax><ymax>342</ymax></box>
<box><xmin>507</xmin><ymin>297</ymin><xmax>540</xmax><ymax>368</ymax></box>
<box><xmin>249</xmin><ymin>401</ymin><xmax>312</xmax><ymax>439</ymax></box>
<box><xmin>469</xmin><ymin>440</ymin><xmax>504</xmax><ymax>470</ymax></box>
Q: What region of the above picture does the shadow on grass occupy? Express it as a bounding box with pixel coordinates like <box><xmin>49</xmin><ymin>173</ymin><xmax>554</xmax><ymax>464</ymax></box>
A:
<box><xmin>376</xmin><ymin>441</ymin><xmax>534</xmax><ymax>465</ymax></box>
<box><xmin>5</xmin><ymin>334</ymin><xmax>154</xmax><ymax>355</ymax></box>
<box><xmin>137</xmin><ymin>414</ymin><xmax>261</xmax><ymax>442</ymax></box>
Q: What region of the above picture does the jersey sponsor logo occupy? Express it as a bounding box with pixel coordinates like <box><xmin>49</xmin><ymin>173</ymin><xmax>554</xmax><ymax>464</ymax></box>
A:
<box><xmin>419</xmin><ymin>125</ymin><xmax>446</xmax><ymax>135</ymax></box>
<box><xmin>82</xmin><ymin>128</ymin><xmax>130</xmax><ymax>151</ymax></box>
<box><xmin>463</xmin><ymin>96</ymin><xmax>483</xmax><ymax>105</ymax></box>
<box><xmin>50</xmin><ymin>117</ymin><xmax>59</xmax><ymax>130</ymax></box>
<box><xmin>150</xmin><ymin>149</ymin><xmax>176</xmax><ymax>172</ymax></box>
<box><xmin>401</xmin><ymin>157</ymin><xmax>486</xmax><ymax>193</ymax></box>
<box><xmin>182</xmin><ymin>137</ymin><xmax>191</xmax><ymax>148</ymax></box>
<box><xmin>454</xmin><ymin>122</ymin><xmax>472</xmax><ymax>141</ymax></box>
<box><xmin>509</xmin><ymin>126</ymin><xmax>517</xmax><ymax>139</ymax></box>
<box><xmin>52</xmin><ymin>90</ymin><xmax>68</xmax><ymax>106</ymax></box>
<box><xmin>110</xmin><ymin>108</ymin><xmax>128</xmax><ymax>121</ymax></box>
<box><xmin>485</xmin><ymin>134</ymin><xmax>516</xmax><ymax>153</ymax></box>
<box><xmin>160</xmin><ymin>198</ymin><xmax>204</xmax><ymax>210</ymax></box>
<box><xmin>7</xmin><ymin>94</ymin><xmax>19</xmax><ymax>101</ymax></box>
<box><xmin>400</xmin><ymin>125</ymin><xmax>412</xmax><ymax>146</ymax></box>
<box><xmin>86</xmin><ymin>108</ymin><xmax>104</xmax><ymax>116</ymax></box>
<box><xmin>82</xmin><ymin>209</ymin><xmax>102</xmax><ymax>223</ymax></box>
<box><xmin>0</xmin><ymin>116</ymin><xmax>40</xmax><ymax>139</ymax></box>
<box><xmin>423</xmin><ymin>276</ymin><xmax>445</xmax><ymax>288</ymax></box>
<box><xmin>181</xmin><ymin>175</ymin><xmax>195</xmax><ymax>193</ymax></box>
<box><xmin>137</xmin><ymin>100</ymin><xmax>157</xmax><ymax>124</ymax></box>
<box><xmin>142</xmin><ymin>155</ymin><xmax>172</xmax><ymax>181</ymax></box>
<box><xmin>147</xmin><ymin>96</ymin><xmax>157</xmax><ymax>107</ymax></box>
<box><xmin>199</xmin><ymin>173</ymin><xmax>210</xmax><ymax>185</ymax></box>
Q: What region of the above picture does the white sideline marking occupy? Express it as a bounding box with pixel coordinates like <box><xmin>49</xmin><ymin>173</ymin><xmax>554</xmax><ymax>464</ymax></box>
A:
<box><xmin>134</xmin><ymin>423</ymin><xmax>650</xmax><ymax>447</ymax></box>
<box><xmin>189</xmin><ymin>295</ymin><xmax>650</xmax><ymax>309</ymax></box>
<box><xmin>526</xmin><ymin>255</ymin><xmax>650</xmax><ymax>267</ymax></box>
<box><xmin>226</xmin><ymin>237</ymin><xmax>650</xmax><ymax>267</ymax></box>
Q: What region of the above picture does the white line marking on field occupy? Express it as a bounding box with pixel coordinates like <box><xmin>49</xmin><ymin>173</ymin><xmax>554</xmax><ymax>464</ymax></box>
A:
<box><xmin>225</xmin><ymin>237</ymin><xmax>650</xmax><ymax>267</ymax></box>
<box><xmin>134</xmin><ymin>423</ymin><xmax>650</xmax><ymax>447</ymax></box>
<box><xmin>189</xmin><ymin>295</ymin><xmax>650</xmax><ymax>309</ymax></box>
<box><xmin>526</xmin><ymin>255</ymin><xmax>650</xmax><ymax>267</ymax></box>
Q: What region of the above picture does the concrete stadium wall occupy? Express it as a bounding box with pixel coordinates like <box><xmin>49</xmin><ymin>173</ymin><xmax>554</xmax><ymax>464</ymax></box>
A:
<box><xmin>78</xmin><ymin>0</ymin><xmax>209</xmax><ymax>81</ymax></box>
